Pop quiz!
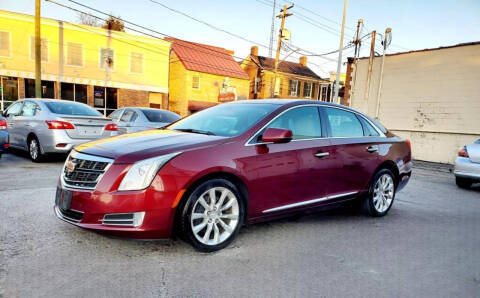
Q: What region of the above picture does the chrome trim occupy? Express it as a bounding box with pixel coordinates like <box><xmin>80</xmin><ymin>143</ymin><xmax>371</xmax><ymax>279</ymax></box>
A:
<box><xmin>244</xmin><ymin>103</ymin><xmax>386</xmax><ymax>147</ymax></box>
<box><xmin>262</xmin><ymin>191</ymin><xmax>358</xmax><ymax>213</ymax></box>
<box><xmin>54</xmin><ymin>206</ymin><xmax>84</xmax><ymax>223</ymax></box>
<box><xmin>315</xmin><ymin>152</ymin><xmax>329</xmax><ymax>157</ymax></box>
<box><xmin>61</xmin><ymin>150</ymin><xmax>114</xmax><ymax>190</ymax></box>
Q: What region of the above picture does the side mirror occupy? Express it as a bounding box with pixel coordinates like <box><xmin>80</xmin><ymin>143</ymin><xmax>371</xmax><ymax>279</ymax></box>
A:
<box><xmin>261</xmin><ymin>128</ymin><xmax>293</xmax><ymax>144</ymax></box>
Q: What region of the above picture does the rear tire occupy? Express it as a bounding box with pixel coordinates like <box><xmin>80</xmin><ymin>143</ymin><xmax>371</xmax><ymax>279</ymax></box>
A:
<box><xmin>362</xmin><ymin>169</ymin><xmax>396</xmax><ymax>217</ymax></box>
<box><xmin>179</xmin><ymin>178</ymin><xmax>245</xmax><ymax>252</ymax></box>
<box><xmin>28</xmin><ymin>136</ymin><xmax>44</xmax><ymax>162</ymax></box>
<box><xmin>456</xmin><ymin>177</ymin><xmax>472</xmax><ymax>189</ymax></box>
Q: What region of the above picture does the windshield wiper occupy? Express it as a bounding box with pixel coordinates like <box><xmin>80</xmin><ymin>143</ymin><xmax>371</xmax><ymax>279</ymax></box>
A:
<box><xmin>174</xmin><ymin>128</ymin><xmax>216</xmax><ymax>136</ymax></box>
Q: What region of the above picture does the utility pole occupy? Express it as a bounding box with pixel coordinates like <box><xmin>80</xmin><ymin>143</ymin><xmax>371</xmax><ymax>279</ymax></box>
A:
<box><xmin>272</xmin><ymin>4</ymin><xmax>293</xmax><ymax>97</ymax></box>
<box><xmin>364</xmin><ymin>30</ymin><xmax>376</xmax><ymax>104</ymax></box>
<box><xmin>35</xmin><ymin>0</ymin><xmax>42</xmax><ymax>98</ymax></box>
<box><xmin>375</xmin><ymin>27</ymin><xmax>391</xmax><ymax>119</ymax></box>
<box><xmin>349</xmin><ymin>19</ymin><xmax>363</xmax><ymax>108</ymax></box>
<box><xmin>268</xmin><ymin>0</ymin><xmax>276</xmax><ymax>58</ymax></box>
<box><xmin>333</xmin><ymin>0</ymin><xmax>348</xmax><ymax>104</ymax></box>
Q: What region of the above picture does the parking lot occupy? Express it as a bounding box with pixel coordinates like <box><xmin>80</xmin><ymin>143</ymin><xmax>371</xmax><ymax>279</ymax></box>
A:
<box><xmin>1</xmin><ymin>151</ymin><xmax>479</xmax><ymax>297</ymax></box>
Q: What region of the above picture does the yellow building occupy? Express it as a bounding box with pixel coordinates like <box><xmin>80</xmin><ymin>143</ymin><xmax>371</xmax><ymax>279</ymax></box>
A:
<box><xmin>241</xmin><ymin>46</ymin><xmax>330</xmax><ymax>100</ymax></box>
<box><xmin>0</xmin><ymin>10</ymin><xmax>170</xmax><ymax>114</ymax></box>
<box><xmin>166</xmin><ymin>38</ymin><xmax>250</xmax><ymax>116</ymax></box>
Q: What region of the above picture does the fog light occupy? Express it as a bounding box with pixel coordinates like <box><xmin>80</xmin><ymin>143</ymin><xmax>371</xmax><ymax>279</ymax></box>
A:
<box><xmin>102</xmin><ymin>212</ymin><xmax>145</xmax><ymax>227</ymax></box>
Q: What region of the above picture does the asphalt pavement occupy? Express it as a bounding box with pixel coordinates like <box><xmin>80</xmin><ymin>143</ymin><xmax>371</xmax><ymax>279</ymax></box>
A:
<box><xmin>1</xmin><ymin>151</ymin><xmax>479</xmax><ymax>297</ymax></box>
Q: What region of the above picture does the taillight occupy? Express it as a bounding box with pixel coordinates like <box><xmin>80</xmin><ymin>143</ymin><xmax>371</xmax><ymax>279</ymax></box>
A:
<box><xmin>45</xmin><ymin>120</ymin><xmax>75</xmax><ymax>129</ymax></box>
<box><xmin>4</xmin><ymin>143</ymin><xmax>9</xmax><ymax>148</ymax></box>
<box><xmin>404</xmin><ymin>139</ymin><xmax>412</xmax><ymax>163</ymax></box>
<box><xmin>0</xmin><ymin>119</ymin><xmax>7</xmax><ymax>130</ymax></box>
<box><xmin>459</xmin><ymin>146</ymin><xmax>469</xmax><ymax>158</ymax></box>
<box><xmin>105</xmin><ymin>123</ymin><xmax>118</xmax><ymax>131</ymax></box>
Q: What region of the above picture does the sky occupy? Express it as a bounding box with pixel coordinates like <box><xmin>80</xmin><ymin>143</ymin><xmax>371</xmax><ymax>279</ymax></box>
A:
<box><xmin>2</xmin><ymin>0</ymin><xmax>479</xmax><ymax>77</ymax></box>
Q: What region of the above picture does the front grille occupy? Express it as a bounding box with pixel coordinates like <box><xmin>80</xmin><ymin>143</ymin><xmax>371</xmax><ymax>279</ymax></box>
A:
<box><xmin>62</xmin><ymin>152</ymin><xmax>112</xmax><ymax>189</ymax></box>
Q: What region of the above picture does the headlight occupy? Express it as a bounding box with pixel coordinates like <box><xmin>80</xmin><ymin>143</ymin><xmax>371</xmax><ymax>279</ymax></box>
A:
<box><xmin>118</xmin><ymin>152</ymin><xmax>181</xmax><ymax>191</ymax></box>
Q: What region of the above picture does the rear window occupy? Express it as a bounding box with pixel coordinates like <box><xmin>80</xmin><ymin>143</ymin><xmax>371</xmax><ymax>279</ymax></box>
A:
<box><xmin>44</xmin><ymin>101</ymin><xmax>102</xmax><ymax>116</ymax></box>
<box><xmin>141</xmin><ymin>109</ymin><xmax>180</xmax><ymax>123</ymax></box>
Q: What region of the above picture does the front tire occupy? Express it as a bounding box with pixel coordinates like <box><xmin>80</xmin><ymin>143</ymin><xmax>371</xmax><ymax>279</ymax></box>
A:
<box><xmin>362</xmin><ymin>169</ymin><xmax>396</xmax><ymax>217</ymax></box>
<box><xmin>28</xmin><ymin>137</ymin><xmax>43</xmax><ymax>162</ymax></box>
<box><xmin>456</xmin><ymin>177</ymin><xmax>472</xmax><ymax>189</ymax></box>
<box><xmin>179</xmin><ymin>178</ymin><xmax>245</xmax><ymax>252</ymax></box>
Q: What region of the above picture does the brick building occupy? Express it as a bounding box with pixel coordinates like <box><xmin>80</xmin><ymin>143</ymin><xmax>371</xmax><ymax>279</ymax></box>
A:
<box><xmin>166</xmin><ymin>38</ymin><xmax>250</xmax><ymax>116</ymax></box>
<box><xmin>240</xmin><ymin>46</ymin><xmax>330</xmax><ymax>100</ymax></box>
<box><xmin>0</xmin><ymin>10</ymin><xmax>170</xmax><ymax>115</ymax></box>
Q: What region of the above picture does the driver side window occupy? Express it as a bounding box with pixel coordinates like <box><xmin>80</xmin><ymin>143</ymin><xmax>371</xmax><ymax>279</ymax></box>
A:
<box><xmin>5</xmin><ymin>102</ymin><xmax>23</xmax><ymax>117</ymax></box>
<box><xmin>263</xmin><ymin>106</ymin><xmax>322</xmax><ymax>140</ymax></box>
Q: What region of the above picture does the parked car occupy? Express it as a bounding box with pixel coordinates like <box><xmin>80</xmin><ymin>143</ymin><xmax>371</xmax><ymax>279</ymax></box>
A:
<box><xmin>3</xmin><ymin>99</ymin><xmax>117</xmax><ymax>162</ymax></box>
<box><xmin>109</xmin><ymin>107</ymin><xmax>180</xmax><ymax>135</ymax></box>
<box><xmin>454</xmin><ymin>139</ymin><xmax>480</xmax><ymax>188</ymax></box>
<box><xmin>0</xmin><ymin>115</ymin><xmax>9</xmax><ymax>158</ymax></box>
<box><xmin>54</xmin><ymin>100</ymin><xmax>412</xmax><ymax>252</ymax></box>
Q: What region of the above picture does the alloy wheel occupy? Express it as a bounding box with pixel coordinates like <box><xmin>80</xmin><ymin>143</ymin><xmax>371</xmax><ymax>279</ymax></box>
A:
<box><xmin>190</xmin><ymin>186</ymin><xmax>240</xmax><ymax>246</ymax></box>
<box><xmin>373</xmin><ymin>173</ymin><xmax>394</xmax><ymax>213</ymax></box>
<box><xmin>29</xmin><ymin>139</ymin><xmax>39</xmax><ymax>160</ymax></box>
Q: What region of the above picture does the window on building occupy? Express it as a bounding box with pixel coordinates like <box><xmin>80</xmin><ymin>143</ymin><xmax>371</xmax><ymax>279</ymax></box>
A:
<box><xmin>303</xmin><ymin>82</ymin><xmax>313</xmax><ymax>98</ymax></box>
<box><xmin>25</xmin><ymin>79</ymin><xmax>54</xmax><ymax>98</ymax></box>
<box><xmin>289</xmin><ymin>80</ymin><xmax>300</xmax><ymax>97</ymax></box>
<box><xmin>1</xmin><ymin>76</ymin><xmax>18</xmax><ymax>111</ymax></box>
<box><xmin>130</xmin><ymin>52</ymin><xmax>143</xmax><ymax>73</ymax></box>
<box><xmin>67</xmin><ymin>42</ymin><xmax>83</xmax><ymax>66</ymax></box>
<box><xmin>30</xmin><ymin>36</ymin><xmax>48</xmax><ymax>62</ymax></box>
<box><xmin>264</xmin><ymin>106</ymin><xmax>322</xmax><ymax>140</ymax></box>
<box><xmin>192</xmin><ymin>75</ymin><xmax>200</xmax><ymax>89</ymax></box>
<box><xmin>324</xmin><ymin>107</ymin><xmax>364</xmax><ymax>138</ymax></box>
<box><xmin>94</xmin><ymin>86</ymin><xmax>117</xmax><ymax>116</ymax></box>
<box><xmin>60</xmin><ymin>83</ymin><xmax>87</xmax><ymax>104</ymax></box>
<box><xmin>0</xmin><ymin>31</ymin><xmax>10</xmax><ymax>57</ymax></box>
<box><xmin>100</xmin><ymin>48</ymin><xmax>114</xmax><ymax>70</ymax></box>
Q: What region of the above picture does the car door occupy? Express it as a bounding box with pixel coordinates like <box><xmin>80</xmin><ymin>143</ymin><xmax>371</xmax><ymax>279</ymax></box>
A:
<box><xmin>4</xmin><ymin>102</ymin><xmax>24</xmax><ymax>147</ymax></box>
<box><xmin>243</xmin><ymin>105</ymin><xmax>338</xmax><ymax>216</ymax></box>
<box><xmin>16</xmin><ymin>101</ymin><xmax>41</xmax><ymax>149</ymax></box>
<box><xmin>321</xmin><ymin>106</ymin><xmax>382</xmax><ymax>196</ymax></box>
<box><xmin>117</xmin><ymin>109</ymin><xmax>138</xmax><ymax>134</ymax></box>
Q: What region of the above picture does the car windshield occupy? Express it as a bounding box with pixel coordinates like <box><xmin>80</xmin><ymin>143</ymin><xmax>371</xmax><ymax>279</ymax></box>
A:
<box><xmin>168</xmin><ymin>103</ymin><xmax>278</xmax><ymax>137</ymax></box>
<box><xmin>141</xmin><ymin>109</ymin><xmax>180</xmax><ymax>123</ymax></box>
<box><xmin>44</xmin><ymin>101</ymin><xmax>102</xmax><ymax>116</ymax></box>
<box><xmin>475</xmin><ymin>139</ymin><xmax>480</xmax><ymax>144</ymax></box>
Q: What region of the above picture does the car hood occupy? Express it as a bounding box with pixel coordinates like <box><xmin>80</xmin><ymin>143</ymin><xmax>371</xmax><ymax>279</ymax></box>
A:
<box><xmin>74</xmin><ymin>129</ymin><xmax>227</xmax><ymax>163</ymax></box>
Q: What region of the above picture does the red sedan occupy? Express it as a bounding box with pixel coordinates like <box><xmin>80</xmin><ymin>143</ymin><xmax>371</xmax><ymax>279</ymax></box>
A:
<box><xmin>54</xmin><ymin>100</ymin><xmax>412</xmax><ymax>252</ymax></box>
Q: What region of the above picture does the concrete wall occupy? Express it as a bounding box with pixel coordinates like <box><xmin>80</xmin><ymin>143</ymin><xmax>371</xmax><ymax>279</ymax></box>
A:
<box><xmin>348</xmin><ymin>43</ymin><xmax>480</xmax><ymax>164</ymax></box>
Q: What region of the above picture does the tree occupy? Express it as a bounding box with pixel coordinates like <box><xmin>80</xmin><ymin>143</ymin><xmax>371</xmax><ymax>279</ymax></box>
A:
<box><xmin>102</xmin><ymin>16</ymin><xmax>125</xmax><ymax>32</ymax></box>
<box><xmin>77</xmin><ymin>12</ymin><xmax>100</xmax><ymax>27</ymax></box>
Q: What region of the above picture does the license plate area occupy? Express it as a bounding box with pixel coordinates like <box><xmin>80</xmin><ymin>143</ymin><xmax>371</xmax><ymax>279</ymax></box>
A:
<box><xmin>77</xmin><ymin>126</ymin><xmax>102</xmax><ymax>136</ymax></box>
<box><xmin>56</xmin><ymin>187</ymin><xmax>72</xmax><ymax>211</ymax></box>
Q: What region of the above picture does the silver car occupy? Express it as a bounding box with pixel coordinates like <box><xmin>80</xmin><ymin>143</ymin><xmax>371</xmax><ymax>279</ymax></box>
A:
<box><xmin>454</xmin><ymin>139</ymin><xmax>480</xmax><ymax>188</ymax></box>
<box><xmin>3</xmin><ymin>98</ymin><xmax>117</xmax><ymax>162</ymax></box>
<box><xmin>109</xmin><ymin>107</ymin><xmax>180</xmax><ymax>135</ymax></box>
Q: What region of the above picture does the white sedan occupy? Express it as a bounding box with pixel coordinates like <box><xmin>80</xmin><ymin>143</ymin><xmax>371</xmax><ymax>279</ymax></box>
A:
<box><xmin>454</xmin><ymin>139</ymin><xmax>480</xmax><ymax>188</ymax></box>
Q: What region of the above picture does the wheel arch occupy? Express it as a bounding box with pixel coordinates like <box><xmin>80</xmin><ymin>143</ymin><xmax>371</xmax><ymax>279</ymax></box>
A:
<box><xmin>373</xmin><ymin>160</ymin><xmax>400</xmax><ymax>187</ymax></box>
<box><xmin>171</xmin><ymin>170</ymin><xmax>250</xmax><ymax>236</ymax></box>
<box><xmin>26</xmin><ymin>132</ymin><xmax>44</xmax><ymax>153</ymax></box>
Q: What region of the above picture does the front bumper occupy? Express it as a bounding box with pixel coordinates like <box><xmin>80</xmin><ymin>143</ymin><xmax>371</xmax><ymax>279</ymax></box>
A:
<box><xmin>454</xmin><ymin>157</ymin><xmax>480</xmax><ymax>181</ymax></box>
<box><xmin>54</xmin><ymin>163</ymin><xmax>184</xmax><ymax>239</ymax></box>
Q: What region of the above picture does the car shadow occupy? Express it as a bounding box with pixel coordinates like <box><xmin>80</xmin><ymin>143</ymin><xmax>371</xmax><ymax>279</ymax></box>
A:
<box><xmin>6</xmin><ymin>148</ymin><xmax>68</xmax><ymax>163</ymax></box>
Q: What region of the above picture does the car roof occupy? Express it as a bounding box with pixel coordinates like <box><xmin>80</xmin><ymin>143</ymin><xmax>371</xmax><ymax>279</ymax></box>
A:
<box><xmin>230</xmin><ymin>99</ymin><xmax>352</xmax><ymax>109</ymax></box>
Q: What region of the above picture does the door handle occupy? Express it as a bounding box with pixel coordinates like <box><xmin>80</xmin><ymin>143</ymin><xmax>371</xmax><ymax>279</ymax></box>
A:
<box><xmin>315</xmin><ymin>152</ymin><xmax>330</xmax><ymax>158</ymax></box>
<box><xmin>366</xmin><ymin>146</ymin><xmax>378</xmax><ymax>153</ymax></box>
